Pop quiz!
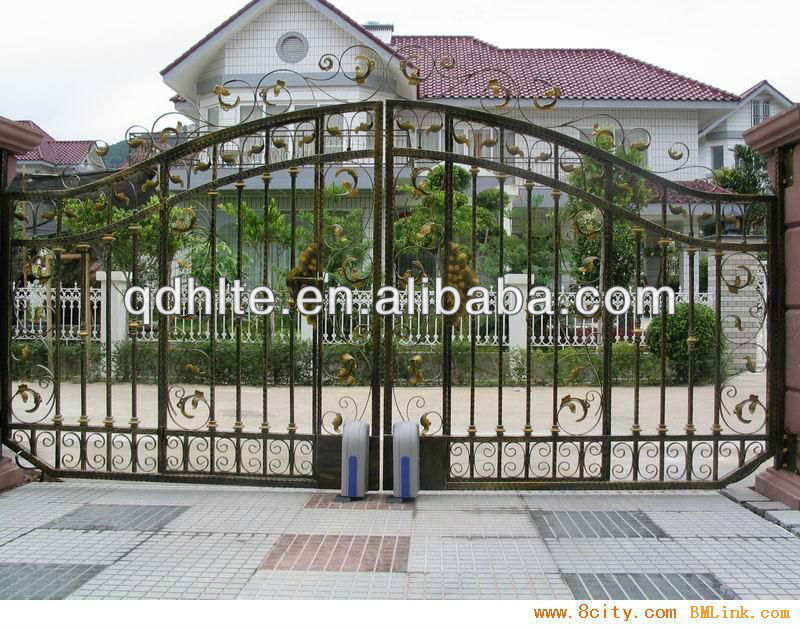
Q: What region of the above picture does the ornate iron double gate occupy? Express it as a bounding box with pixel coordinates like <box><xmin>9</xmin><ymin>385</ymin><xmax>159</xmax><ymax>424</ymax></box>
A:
<box><xmin>1</xmin><ymin>98</ymin><xmax>781</xmax><ymax>489</ymax></box>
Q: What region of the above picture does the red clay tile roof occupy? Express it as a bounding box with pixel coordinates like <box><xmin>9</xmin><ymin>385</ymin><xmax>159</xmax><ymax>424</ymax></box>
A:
<box><xmin>15</xmin><ymin>120</ymin><xmax>95</xmax><ymax>165</ymax></box>
<box><xmin>160</xmin><ymin>0</ymin><xmax>399</xmax><ymax>76</ymax></box>
<box><xmin>391</xmin><ymin>36</ymin><xmax>740</xmax><ymax>102</ymax></box>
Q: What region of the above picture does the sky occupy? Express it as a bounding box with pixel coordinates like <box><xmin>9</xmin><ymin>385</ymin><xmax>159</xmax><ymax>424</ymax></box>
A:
<box><xmin>2</xmin><ymin>0</ymin><xmax>798</xmax><ymax>142</ymax></box>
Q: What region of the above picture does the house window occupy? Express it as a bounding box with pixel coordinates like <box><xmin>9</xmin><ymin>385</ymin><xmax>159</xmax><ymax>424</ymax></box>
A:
<box><xmin>239</xmin><ymin>103</ymin><xmax>263</xmax><ymax>124</ymax></box>
<box><xmin>712</xmin><ymin>145</ymin><xmax>725</xmax><ymax>170</ymax></box>
<box><xmin>207</xmin><ymin>106</ymin><xmax>220</xmax><ymax>128</ymax></box>
<box><xmin>752</xmin><ymin>99</ymin><xmax>771</xmax><ymax>126</ymax></box>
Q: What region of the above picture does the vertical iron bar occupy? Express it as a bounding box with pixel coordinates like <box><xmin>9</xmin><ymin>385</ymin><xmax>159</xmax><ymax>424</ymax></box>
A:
<box><xmin>156</xmin><ymin>164</ymin><xmax>169</xmax><ymax>474</ymax></box>
<box><xmin>443</xmin><ymin>114</ymin><xmax>454</xmax><ymax>437</ymax></box>
<box><xmin>551</xmin><ymin>145</ymin><xmax>562</xmax><ymax>478</ymax></box>
<box><xmin>657</xmin><ymin>188</ymin><xmax>669</xmax><ymax>482</ymax></box>
<box><xmin>129</xmin><ymin>224</ymin><xmax>140</xmax><ymax>472</ymax></box>
<box><xmin>713</xmin><ymin>198</ymin><xmax>723</xmax><ymax>481</ymax></box>
<box><xmin>208</xmin><ymin>145</ymin><xmax>219</xmax><ymax>474</ymax></box>
<box><xmin>600</xmin><ymin>167</ymin><xmax>614</xmax><ymax>481</ymax></box>
<box><xmin>261</xmin><ymin>167</ymin><xmax>272</xmax><ymax>435</ymax></box>
<box><xmin>371</xmin><ymin>104</ymin><xmax>384</xmax><ymax>439</ymax></box>
<box><xmin>287</xmin><ymin>166</ymin><xmax>298</xmax><ymax>436</ymax></box>
<box><xmin>77</xmin><ymin>242</ymin><xmax>90</xmax><ymax>428</ymax></box>
<box><xmin>383</xmin><ymin>102</ymin><xmax>395</xmax><ymax>440</ymax></box>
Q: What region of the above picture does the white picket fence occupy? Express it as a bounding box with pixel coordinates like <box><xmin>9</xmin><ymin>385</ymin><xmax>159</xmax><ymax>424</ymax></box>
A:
<box><xmin>12</xmin><ymin>281</ymin><xmax>714</xmax><ymax>348</ymax></box>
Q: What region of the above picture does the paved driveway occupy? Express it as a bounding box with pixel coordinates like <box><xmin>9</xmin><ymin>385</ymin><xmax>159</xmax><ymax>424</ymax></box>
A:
<box><xmin>1</xmin><ymin>481</ymin><xmax>799</xmax><ymax>600</ymax></box>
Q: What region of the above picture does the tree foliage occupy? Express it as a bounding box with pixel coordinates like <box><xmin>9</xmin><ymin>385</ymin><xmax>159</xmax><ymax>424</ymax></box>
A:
<box><xmin>564</xmin><ymin>130</ymin><xmax>649</xmax><ymax>288</ymax></box>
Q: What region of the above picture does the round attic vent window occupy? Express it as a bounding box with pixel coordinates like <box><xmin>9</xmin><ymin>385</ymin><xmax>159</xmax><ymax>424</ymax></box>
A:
<box><xmin>277</xmin><ymin>32</ymin><xmax>308</xmax><ymax>64</ymax></box>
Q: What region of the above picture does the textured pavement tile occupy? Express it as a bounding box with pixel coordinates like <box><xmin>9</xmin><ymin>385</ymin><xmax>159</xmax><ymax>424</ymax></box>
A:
<box><xmin>163</xmin><ymin>505</ymin><xmax>298</xmax><ymax>534</ymax></box>
<box><xmin>545</xmin><ymin>538</ymin><xmax>705</xmax><ymax>573</ymax></box>
<box><xmin>410</xmin><ymin>536</ymin><xmax>558</xmax><ymax>574</ymax></box>
<box><xmin>68</xmin><ymin>532</ymin><xmax>276</xmax><ymax>599</ymax></box>
<box><xmin>562</xmin><ymin>572</ymin><xmax>735</xmax><ymax>600</ymax></box>
<box><xmin>530</xmin><ymin>510</ymin><xmax>667</xmax><ymax>539</ymax></box>
<box><xmin>287</xmin><ymin>508</ymin><xmax>414</xmax><ymax>535</ymax></box>
<box><xmin>258</xmin><ymin>534</ymin><xmax>409</xmax><ymax>573</ymax></box>
<box><xmin>413</xmin><ymin>510</ymin><xmax>539</xmax><ymax>539</ymax></box>
<box><xmin>43</xmin><ymin>504</ymin><xmax>187</xmax><ymax>531</ymax></box>
<box><xmin>0</xmin><ymin>563</ymin><xmax>107</xmax><ymax>600</ymax></box>
<box><xmin>0</xmin><ymin>529</ymin><xmax>150</xmax><ymax>565</ymax></box>
<box><xmin>645</xmin><ymin>509</ymin><xmax>791</xmax><ymax>538</ymax></box>
<box><xmin>304</xmin><ymin>493</ymin><xmax>415</xmax><ymax>511</ymax></box>
<box><xmin>523</xmin><ymin>491</ymin><xmax>740</xmax><ymax>512</ymax></box>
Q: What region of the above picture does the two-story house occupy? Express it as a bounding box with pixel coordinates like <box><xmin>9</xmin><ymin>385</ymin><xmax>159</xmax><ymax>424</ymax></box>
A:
<box><xmin>157</xmin><ymin>0</ymin><xmax>793</xmax><ymax>291</ymax></box>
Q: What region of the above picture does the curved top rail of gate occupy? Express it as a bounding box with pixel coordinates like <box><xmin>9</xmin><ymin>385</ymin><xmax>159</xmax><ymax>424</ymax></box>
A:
<box><xmin>7</xmin><ymin>100</ymin><xmax>772</xmax><ymax>254</ymax></box>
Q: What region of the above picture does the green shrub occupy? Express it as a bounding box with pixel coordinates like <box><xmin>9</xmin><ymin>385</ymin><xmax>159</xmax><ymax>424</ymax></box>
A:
<box><xmin>645</xmin><ymin>303</ymin><xmax>719</xmax><ymax>384</ymax></box>
<box><xmin>11</xmin><ymin>340</ymin><xmax>104</xmax><ymax>382</ymax></box>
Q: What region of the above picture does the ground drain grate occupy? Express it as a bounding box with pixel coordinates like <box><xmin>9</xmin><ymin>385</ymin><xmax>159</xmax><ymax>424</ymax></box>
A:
<box><xmin>42</xmin><ymin>505</ymin><xmax>188</xmax><ymax>532</ymax></box>
<box><xmin>562</xmin><ymin>572</ymin><xmax>737</xmax><ymax>600</ymax></box>
<box><xmin>531</xmin><ymin>510</ymin><xmax>669</xmax><ymax>539</ymax></box>
<box><xmin>0</xmin><ymin>563</ymin><xmax>106</xmax><ymax>600</ymax></box>
<box><xmin>259</xmin><ymin>534</ymin><xmax>410</xmax><ymax>572</ymax></box>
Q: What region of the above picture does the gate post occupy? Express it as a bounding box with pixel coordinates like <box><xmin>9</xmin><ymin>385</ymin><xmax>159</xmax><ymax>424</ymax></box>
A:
<box><xmin>0</xmin><ymin>118</ymin><xmax>43</xmax><ymax>487</ymax></box>
<box><xmin>745</xmin><ymin>105</ymin><xmax>798</xmax><ymax>506</ymax></box>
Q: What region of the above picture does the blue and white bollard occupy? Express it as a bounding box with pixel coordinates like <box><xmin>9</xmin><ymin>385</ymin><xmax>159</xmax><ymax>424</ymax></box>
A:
<box><xmin>393</xmin><ymin>421</ymin><xmax>420</xmax><ymax>500</ymax></box>
<box><xmin>340</xmin><ymin>421</ymin><xmax>369</xmax><ymax>499</ymax></box>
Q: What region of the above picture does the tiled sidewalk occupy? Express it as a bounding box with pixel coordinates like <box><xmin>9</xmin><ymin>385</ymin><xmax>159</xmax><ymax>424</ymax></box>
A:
<box><xmin>1</xmin><ymin>481</ymin><xmax>799</xmax><ymax>600</ymax></box>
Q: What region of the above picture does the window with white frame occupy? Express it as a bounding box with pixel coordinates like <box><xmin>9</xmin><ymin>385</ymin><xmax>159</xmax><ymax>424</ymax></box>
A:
<box><xmin>752</xmin><ymin>99</ymin><xmax>771</xmax><ymax>126</ymax></box>
<box><xmin>207</xmin><ymin>105</ymin><xmax>220</xmax><ymax>128</ymax></box>
<box><xmin>712</xmin><ymin>145</ymin><xmax>725</xmax><ymax>170</ymax></box>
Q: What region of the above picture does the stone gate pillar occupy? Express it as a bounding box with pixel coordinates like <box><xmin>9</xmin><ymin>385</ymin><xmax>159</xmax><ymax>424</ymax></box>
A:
<box><xmin>0</xmin><ymin>116</ymin><xmax>44</xmax><ymax>488</ymax></box>
<box><xmin>745</xmin><ymin>104</ymin><xmax>800</xmax><ymax>507</ymax></box>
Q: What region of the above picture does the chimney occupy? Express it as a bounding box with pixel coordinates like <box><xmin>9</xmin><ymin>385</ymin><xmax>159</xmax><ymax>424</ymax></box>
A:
<box><xmin>362</xmin><ymin>21</ymin><xmax>395</xmax><ymax>44</ymax></box>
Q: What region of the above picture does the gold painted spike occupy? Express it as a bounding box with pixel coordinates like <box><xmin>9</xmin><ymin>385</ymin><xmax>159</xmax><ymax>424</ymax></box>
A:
<box><xmin>425</xmin><ymin>123</ymin><xmax>443</xmax><ymax>134</ymax></box>
<box><xmin>669</xmin><ymin>204</ymin><xmax>688</xmax><ymax>217</ymax></box>
<box><xmin>169</xmin><ymin>174</ymin><xmax>185</xmax><ymax>187</ymax></box>
<box><xmin>453</xmin><ymin>130</ymin><xmax>470</xmax><ymax>146</ymax></box>
<box><xmin>326</xmin><ymin>124</ymin><xmax>342</xmax><ymax>137</ymax></box>
<box><xmin>593</xmin><ymin>126</ymin><xmax>614</xmax><ymax>142</ymax></box>
<box><xmin>479</xmin><ymin>136</ymin><xmax>498</xmax><ymax>153</ymax></box>
<box><xmin>159</xmin><ymin>127</ymin><xmax>179</xmax><ymax>144</ymax></box>
<box><xmin>560</xmin><ymin>162</ymin><xmax>577</xmax><ymax>173</ymax></box>
<box><xmin>353</xmin><ymin>55</ymin><xmax>375</xmax><ymax>85</ymax></box>
<box><xmin>506</xmin><ymin>144</ymin><xmax>524</xmax><ymax>158</ymax></box>
<box><xmin>668</xmin><ymin>146</ymin><xmax>684</xmax><ymax>161</ymax></box>
<box><xmin>534</xmin><ymin>86</ymin><xmax>562</xmax><ymax>110</ymax></box>
<box><xmin>114</xmin><ymin>192</ymin><xmax>130</xmax><ymax>206</ymax></box>
<box><xmin>336</xmin><ymin>353</ymin><xmax>357</xmax><ymax>386</ymax></box>
<box><xmin>486</xmin><ymin>79</ymin><xmax>512</xmax><ymax>110</ymax></box>
<box><xmin>399</xmin><ymin>59</ymin><xmax>420</xmax><ymax>86</ymax></box>
<box><xmin>578</xmin><ymin>256</ymin><xmax>599</xmax><ymax>275</ymax></box>
<box><xmin>193</xmin><ymin>161</ymin><xmax>211</xmax><ymax>174</ymax></box>
<box><xmin>420</xmin><ymin>413</ymin><xmax>432</xmax><ymax>436</ymax></box>
<box><xmin>272</xmin><ymin>137</ymin><xmax>288</xmax><ymax>151</ymax></box>
<box><xmin>410</xmin><ymin>167</ymin><xmax>432</xmax><ymax>197</ymax></box>
<box><xmin>248</xmin><ymin>143</ymin><xmax>265</xmax><ymax>156</ymax></box>
<box><xmin>127</xmin><ymin>137</ymin><xmax>146</xmax><ymax>149</ymax></box>
<box><xmin>221</xmin><ymin>152</ymin><xmax>237</xmax><ymax>166</ymax></box>
<box><xmin>353</xmin><ymin>118</ymin><xmax>373</xmax><ymax>134</ymax></box>
<box><xmin>213</xmin><ymin>84</ymin><xmax>240</xmax><ymax>111</ymax></box>
<box><xmin>300</xmin><ymin>132</ymin><xmax>316</xmax><ymax>145</ymax></box>
<box><xmin>396</xmin><ymin>118</ymin><xmax>416</xmax><ymax>133</ymax></box>
<box><xmin>335</xmin><ymin>167</ymin><xmax>358</xmax><ymax>186</ymax></box>
<box><xmin>95</xmin><ymin>142</ymin><xmax>109</xmax><ymax>157</ymax></box>
<box><xmin>331</xmin><ymin>412</ymin><xmax>343</xmax><ymax>433</ymax></box>
<box><xmin>141</xmin><ymin>178</ymin><xmax>158</xmax><ymax>194</ymax></box>
<box><xmin>535</xmin><ymin>150</ymin><xmax>552</xmax><ymax>162</ymax></box>
<box><xmin>172</xmin><ymin>207</ymin><xmax>197</xmax><ymax>234</ymax></box>
<box><xmin>629</xmin><ymin>139</ymin><xmax>650</xmax><ymax>152</ymax></box>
